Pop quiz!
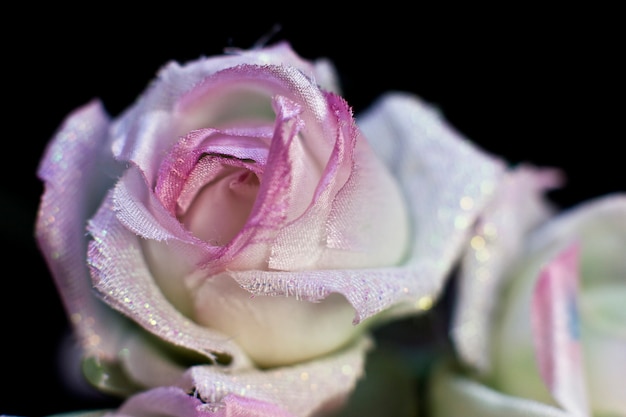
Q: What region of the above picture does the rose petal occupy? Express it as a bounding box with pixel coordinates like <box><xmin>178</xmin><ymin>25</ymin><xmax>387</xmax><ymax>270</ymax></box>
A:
<box><xmin>357</xmin><ymin>92</ymin><xmax>506</xmax><ymax>269</ymax></box>
<box><xmin>267</xmin><ymin>92</ymin><xmax>410</xmax><ymax>271</ymax></box>
<box><xmin>532</xmin><ymin>244</ymin><xmax>589</xmax><ymax>416</ymax></box>
<box><xmin>114</xmin><ymin>167</ymin><xmax>198</xmax><ymax>243</ymax></box>
<box><xmin>35</xmin><ymin>100</ymin><xmax>126</xmax><ymax>360</ymax></box>
<box><xmin>450</xmin><ymin>164</ymin><xmax>563</xmax><ymax>373</ymax></box>
<box><xmin>231</xmin><ymin>264</ymin><xmax>443</xmax><ymax>325</ymax></box>
<box><xmin>193</xmin><ymin>274</ymin><xmax>357</xmax><ymax>367</ymax></box>
<box><xmin>180</xmin><ymin>335</ymin><xmax>371</xmax><ymax>417</ymax></box>
<box><xmin>155</xmin><ymin>128</ymin><xmax>269</xmax><ymax>217</ymax></box>
<box><xmin>87</xmin><ymin>191</ymin><xmax>253</xmax><ymax>373</ymax></box>
<box><xmin>180</xmin><ymin>161</ymin><xmax>259</xmax><ymax>246</ymax></box>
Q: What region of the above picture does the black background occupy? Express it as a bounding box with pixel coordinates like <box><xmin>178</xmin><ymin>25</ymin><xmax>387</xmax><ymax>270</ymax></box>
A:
<box><xmin>2</xmin><ymin>9</ymin><xmax>622</xmax><ymax>417</ymax></box>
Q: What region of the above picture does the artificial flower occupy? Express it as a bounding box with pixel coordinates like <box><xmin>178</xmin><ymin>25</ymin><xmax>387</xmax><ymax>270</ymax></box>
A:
<box><xmin>36</xmin><ymin>41</ymin><xmax>505</xmax><ymax>416</ymax></box>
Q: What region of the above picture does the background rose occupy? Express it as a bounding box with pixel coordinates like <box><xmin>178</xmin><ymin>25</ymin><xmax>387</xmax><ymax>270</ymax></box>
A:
<box><xmin>430</xmin><ymin>163</ymin><xmax>626</xmax><ymax>417</ymax></box>
<box><xmin>33</xmin><ymin>41</ymin><xmax>505</xmax><ymax>416</ymax></box>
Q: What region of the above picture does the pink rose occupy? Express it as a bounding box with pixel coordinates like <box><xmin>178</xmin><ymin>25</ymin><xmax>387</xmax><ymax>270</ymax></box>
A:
<box><xmin>36</xmin><ymin>41</ymin><xmax>504</xmax><ymax>415</ymax></box>
<box><xmin>431</xmin><ymin>164</ymin><xmax>626</xmax><ymax>416</ymax></box>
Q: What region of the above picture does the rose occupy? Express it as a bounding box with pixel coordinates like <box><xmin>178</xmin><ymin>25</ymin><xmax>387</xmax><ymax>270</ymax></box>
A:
<box><xmin>36</xmin><ymin>41</ymin><xmax>505</xmax><ymax>416</ymax></box>
<box><xmin>429</xmin><ymin>166</ymin><xmax>626</xmax><ymax>416</ymax></box>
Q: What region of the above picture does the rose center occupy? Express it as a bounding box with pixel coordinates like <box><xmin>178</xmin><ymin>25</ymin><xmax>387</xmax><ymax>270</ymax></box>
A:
<box><xmin>177</xmin><ymin>155</ymin><xmax>260</xmax><ymax>246</ymax></box>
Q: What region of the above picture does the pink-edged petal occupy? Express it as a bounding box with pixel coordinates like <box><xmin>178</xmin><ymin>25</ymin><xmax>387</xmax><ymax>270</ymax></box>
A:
<box><xmin>180</xmin><ymin>336</ymin><xmax>371</xmax><ymax>417</ymax></box>
<box><xmin>110</xmin><ymin>387</ymin><xmax>295</xmax><ymax>417</ymax></box>
<box><xmin>155</xmin><ymin>128</ymin><xmax>270</xmax><ymax>216</ymax></box>
<box><xmin>35</xmin><ymin>100</ymin><xmax>126</xmax><ymax>360</ymax></box>
<box><xmin>451</xmin><ymin>165</ymin><xmax>563</xmax><ymax>372</ymax></box>
<box><xmin>262</xmin><ymin>92</ymin><xmax>353</xmax><ymax>270</ymax></box>
<box><xmin>114</xmin><ymin>167</ymin><xmax>199</xmax><ymax>243</ymax></box>
<box><xmin>87</xmin><ymin>191</ymin><xmax>253</xmax><ymax>372</ymax></box>
<box><xmin>268</xmin><ymin>92</ymin><xmax>410</xmax><ymax>271</ymax></box>
<box><xmin>321</xmin><ymin>96</ymin><xmax>410</xmax><ymax>266</ymax></box>
<box><xmin>429</xmin><ymin>360</ymin><xmax>572</xmax><ymax>417</ymax></box>
<box><xmin>177</xmin><ymin>65</ymin><xmax>333</xmax><ymax>143</ymax></box>
<box><xmin>111</xmin><ymin>42</ymin><xmax>334</xmax><ymax>182</ymax></box>
<box><xmin>230</xmin><ymin>263</ymin><xmax>442</xmax><ymax>325</ymax></box>
<box><xmin>237</xmin><ymin>95</ymin><xmax>305</xmax><ymax>240</ymax></box>
<box><xmin>532</xmin><ymin>244</ymin><xmax>589</xmax><ymax>416</ymax></box>
<box><xmin>179</xmin><ymin>160</ymin><xmax>259</xmax><ymax>246</ymax></box>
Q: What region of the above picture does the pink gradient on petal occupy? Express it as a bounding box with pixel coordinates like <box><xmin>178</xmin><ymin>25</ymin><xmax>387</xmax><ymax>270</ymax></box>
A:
<box><xmin>200</xmin><ymin>94</ymin><xmax>305</xmax><ymax>269</ymax></box>
<box><xmin>35</xmin><ymin>99</ymin><xmax>124</xmax><ymax>360</ymax></box>
<box><xmin>178</xmin><ymin>156</ymin><xmax>260</xmax><ymax>246</ymax></box>
<box><xmin>176</xmin><ymin>64</ymin><xmax>331</xmax><ymax>129</ymax></box>
<box><xmin>111</xmin><ymin>42</ymin><xmax>331</xmax><ymax>183</ymax></box>
<box><xmin>264</xmin><ymin>90</ymin><xmax>412</xmax><ymax>272</ymax></box>
<box><xmin>87</xmin><ymin>192</ymin><xmax>252</xmax><ymax>368</ymax></box>
<box><xmin>532</xmin><ymin>243</ymin><xmax>590</xmax><ymax>416</ymax></box>
<box><xmin>176</xmin><ymin>156</ymin><xmax>259</xmax><ymax>216</ymax></box>
<box><xmin>155</xmin><ymin>128</ymin><xmax>270</xmax><ymax>216</ymax></box>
